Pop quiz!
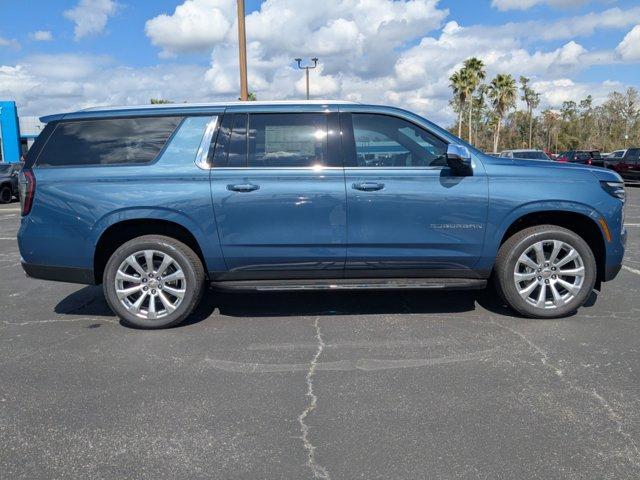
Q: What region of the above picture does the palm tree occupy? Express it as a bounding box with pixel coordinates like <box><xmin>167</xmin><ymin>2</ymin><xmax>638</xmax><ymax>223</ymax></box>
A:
<box><xmin>520</xmin><ymin>76</ymin><xmax>540</xmax><ymax>148</ymax></box>
<box><xmin>449</xmin><ymin>69</ymin><xmax>471</xmax><ymax>138</ymax></box>
<box><xmin>463</xmin><ymin>57</ymin><xmax>486</xmax><ymax>144</ymax></box>
<box><xmin>487</xmin><ymin>74</ymin><xmax>517</xmax><ymax>153</ymax></box>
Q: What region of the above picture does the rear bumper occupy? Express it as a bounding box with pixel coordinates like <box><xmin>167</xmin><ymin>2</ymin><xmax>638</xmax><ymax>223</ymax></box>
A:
<box><xmin>21</xmin><ymin>261</ymin><xmax>95</xmax><ymax>285</ymax></box>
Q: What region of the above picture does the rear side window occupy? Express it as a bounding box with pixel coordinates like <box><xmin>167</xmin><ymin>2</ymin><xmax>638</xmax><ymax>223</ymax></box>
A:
<box><xmin>248</xmin><ymin>113</ymin><xmax>328</xmax><ymax>167</ymax></box>
<box><xmin>626</xmin><ymin>148</ymin><xmax>640</xmax><ymax>161</ymax></box>
<box><xmin>23</xmin><ymin>123</ymin><xmax>56</xmax><ymax>168</ymax></box>
<box><xmin>36</xmin><ymin>116</ymin><xmax>183</xmax><ymax>167</ymax></box>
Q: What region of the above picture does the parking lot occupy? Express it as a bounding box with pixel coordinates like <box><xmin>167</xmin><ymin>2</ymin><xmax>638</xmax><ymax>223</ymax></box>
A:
<box><xmin>0</xmin><ymin>189</ymin><xmax>639</xmax><ymax>480</ymax></box>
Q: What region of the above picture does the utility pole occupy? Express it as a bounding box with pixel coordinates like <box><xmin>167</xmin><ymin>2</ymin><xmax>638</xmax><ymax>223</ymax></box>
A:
<box><xmin>237</xmin><ymin>0</ymin><xmax>248</xmax><ymax>101</ymax></box>
<box><xmin>295</xmin><ymin>58</ymin><xmax>319</xmax><ymax>100</ymax></box>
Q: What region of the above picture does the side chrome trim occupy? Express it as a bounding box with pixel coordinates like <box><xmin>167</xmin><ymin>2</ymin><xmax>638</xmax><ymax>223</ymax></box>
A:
<box><xmin>195</xmin><ymin>115</ymin><xmax>219</xmax><ymax>170</ymax></box>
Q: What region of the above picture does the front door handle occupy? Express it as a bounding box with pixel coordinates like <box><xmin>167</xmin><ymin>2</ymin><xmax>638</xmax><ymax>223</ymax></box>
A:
<box><xmin>227</xmin><ymin>183</ymin><xmax>260</xmax><ymax>192</ymax></box>
<box><xmin>352</xmin><ymin>182</ymin><xmax>385</xmax><ymax>192</ymax></box>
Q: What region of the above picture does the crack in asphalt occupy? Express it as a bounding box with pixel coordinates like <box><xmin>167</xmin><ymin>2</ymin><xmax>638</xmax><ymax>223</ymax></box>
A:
<box><xmin>484</xmin><ymin>317</ymin><xmax>640</xmax><ymax>469</ymax></box>
<box><xmin>297</xmin><ymin>317</ymin><xmax>331</xmax><ymax>480</ymax></box>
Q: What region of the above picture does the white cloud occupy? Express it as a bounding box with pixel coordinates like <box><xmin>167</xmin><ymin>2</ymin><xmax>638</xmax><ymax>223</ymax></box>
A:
<box><xmin>64</xmin><ymin>0</ymin><xmax>118</xmax><ymax>40</ymax></box>
<box><xmin>491</xmin><ymin>0</ymin><xmax>589</xmax><ymax>11</ymax></box>
<box><xmin>29</xmin><ymin>30</ymin><xmax>53</xmax><ymax>42</ymax></box>
<box><xmin>616</xmin><ymin>25</ymin><xmax>640</xmax><ymax>61</ymax></box>
<box><xmin>532</xmin><ymin>78</ymin><xmax>623</xmax><ymax>106</ymax></box>
<box><xmin>145</xmin><ymin>0</ymin><xmax>235</xmax><ymax>57</ymax></box>
<box><xmin>0</xmin><ymin>35</ymin><xmax>20</xmax><ymax>49</ymax></box>
<box><xmin>0</xmin><ymin>55</ymin><xmax>211</xmax><ymax>116</ymax></box>
<box><xmin>465</xmin><ymin>7</ymin><xmax>640</xmax><ymax>42</ymax></box>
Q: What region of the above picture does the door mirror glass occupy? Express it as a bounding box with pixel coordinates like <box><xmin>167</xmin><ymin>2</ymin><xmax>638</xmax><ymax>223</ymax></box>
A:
<box><xmin>446</xmin><ymin>144</ymin><xmax>472</xmax><ymax>174</ymax></box>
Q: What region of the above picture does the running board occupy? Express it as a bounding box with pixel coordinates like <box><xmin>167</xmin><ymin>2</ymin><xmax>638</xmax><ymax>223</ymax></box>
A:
<box><xmin>211</xmin><ymin>278</ymin><xmax>487</xmax><ymax>292</ymax></box>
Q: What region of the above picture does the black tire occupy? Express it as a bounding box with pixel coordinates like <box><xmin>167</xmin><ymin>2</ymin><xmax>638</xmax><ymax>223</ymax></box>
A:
<box><xmin>494</xmin><ymin>225</ymin><xmax>596</xmax><ymax>318</ymax></box>
<box><xmin>103</xmin><ymin>235</ymin><xmax>205</xmax><ymax>329</ymax></box>
<box><xmin>0</xmin><ymin>185</ymin><xmax>12</xmax><ymax>204</ymax></box>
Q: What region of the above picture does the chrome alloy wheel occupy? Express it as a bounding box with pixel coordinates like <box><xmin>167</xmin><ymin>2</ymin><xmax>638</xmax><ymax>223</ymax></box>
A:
<box><xmin>115</xmin><ymin>250</ymin><xmax>186</xmax><ymax>320</ymax></box>
<box><xmin>514</xmin><ymin>240</ymin><xmax>585</xmax><ymax>309</ymax></box>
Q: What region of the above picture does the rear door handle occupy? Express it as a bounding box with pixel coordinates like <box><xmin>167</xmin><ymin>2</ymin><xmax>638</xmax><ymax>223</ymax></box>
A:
<box><xmin>352</xmin><ymin>182</ymin><xmax>385</xmax><ymax>191</ymax></box>
<box><xmin>227</xmin><ymin>183</ymin><xmax>260</xmax><ymax>192</ymax></box>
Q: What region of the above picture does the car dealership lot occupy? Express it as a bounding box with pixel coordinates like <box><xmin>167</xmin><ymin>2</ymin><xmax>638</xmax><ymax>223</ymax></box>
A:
<box><xmin>1</xmin><ymin>191</ymin><xmax>639</xmax><ymax>480</ymax></box>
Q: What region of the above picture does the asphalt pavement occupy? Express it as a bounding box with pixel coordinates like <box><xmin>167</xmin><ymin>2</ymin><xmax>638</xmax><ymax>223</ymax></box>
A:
<box><xmin>1</xmin><ymin>188</ymin><xmax>639</xmax><ymax>479</ymax></box>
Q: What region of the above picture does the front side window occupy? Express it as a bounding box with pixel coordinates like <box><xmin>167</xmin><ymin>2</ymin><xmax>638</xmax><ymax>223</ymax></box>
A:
<box><xmin>351</xmin><ymin>114</ymin><xmax>447</xmax><ymax>168</ymax></box>
<box><xmin>36</xmin><ymin>116</ymin><xmax>183</xmax><ymax>167</ymax></box>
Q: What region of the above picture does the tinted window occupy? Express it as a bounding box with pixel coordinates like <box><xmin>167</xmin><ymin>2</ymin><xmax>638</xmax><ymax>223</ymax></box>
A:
<box><xmin>211</xmin><ymin>114</ymin><xmax>233</xmax><ymax>167</ymax></box>
<box><xmin>23</xmin><ymin>123</ymin><xmax>55</xmax><ymax>168</ymax></box>
<box><xmin>514</xmin><ymin>151</ymin><xmax>550</xmax><ymax>160</ymax></box>
<box><xmin>351</xmin><ymin>114</ymin><xmax>447</xmax><ymax>167</ymax></box>
<box><xmin>228</xmin><ymin>114</ymin><xmax>248</xmax><ymax>167</ymax></box>
<box><xmin>36</xmin><ymin>116</ymin><xmax>183</xmax><ymax>167</ymax></box>
<box><xmin>627</xmin><ymin>149</ymin><xmax>640</xmax><ymax>161</ymax></box>
<box><xmin>246</xmin><ymin>113</ymin><xmax>328</xmax><ymax>168</ymax></box>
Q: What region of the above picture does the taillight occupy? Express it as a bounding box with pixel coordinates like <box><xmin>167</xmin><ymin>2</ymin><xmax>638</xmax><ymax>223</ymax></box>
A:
<box><xmin>587</xmin><ymin>159</ymin><xmax>592</xmax><ymax>165</ymax></box>
<box><xmin>19</xmin><ymin>169</ymin><xmax>36</xmax><ymax>216</ymax></box>
<box><xmin>557</xmin><ymin>156</ymin><xmax>567</xmax><ymax>162</ymax></box>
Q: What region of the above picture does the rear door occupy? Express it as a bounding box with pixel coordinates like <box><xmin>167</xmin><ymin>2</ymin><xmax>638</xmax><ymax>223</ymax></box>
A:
<box><xmin>341</xmin><ymin>111</ymin><xmax>488</xmax><ymax>276</ymax></box>
<box><xmin>209</xmin><ymin>109</ymin><xmax>347</xmax><ymax>277</ymax></box>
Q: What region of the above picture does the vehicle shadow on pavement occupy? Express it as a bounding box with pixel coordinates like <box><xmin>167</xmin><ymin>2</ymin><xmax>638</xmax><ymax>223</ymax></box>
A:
<box><xmin>53</xmin><ymin>284</ymin><xmax>517</xmax><ymax>328</ymax></box>
<box><xmin>209</xmin><ymin>288</ymin><xmax>513</xmax><ymax>319</ymax></box>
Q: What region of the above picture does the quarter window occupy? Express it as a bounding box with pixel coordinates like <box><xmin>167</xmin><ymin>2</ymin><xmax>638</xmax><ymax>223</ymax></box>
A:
<box><xmin>36</xmin><ymin>116</ymin><xmax>183</xmax><ymax>167</ymax></box>
<box><xmin>351</xmin><ymin>114</ymin><xmax>447</xmax><ymax>168</ymax></box>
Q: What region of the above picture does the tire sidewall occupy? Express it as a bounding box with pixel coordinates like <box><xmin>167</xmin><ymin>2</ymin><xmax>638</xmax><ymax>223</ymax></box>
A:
<box><xmin>103</xmin><ymin>238</ymin><xmax>201</xmax><ymax>328</ymax></box>
<box><xmin>499</xmin><ymin>228</ymin><xmax>596</xmax><ymax>318</ymax></box>
<box><xmin>0</xmin><ymin>186</ymin><xmax>11</xmax><ymax>204</ymax></box>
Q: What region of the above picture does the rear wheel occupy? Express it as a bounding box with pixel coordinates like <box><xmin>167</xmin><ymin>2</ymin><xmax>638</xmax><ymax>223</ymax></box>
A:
<box><xmin>495</xmin><ymin>225</ymin><xmax>596</xmax><ymax>318</ymax></box>
<box><xmin>103</xmin><ymin>235</ymin><xmax>205</xmax><ymax>328</ymax></box>
<box><xmin>0</xmin><ymin>185</ymin><xmax>12</xmax><ymax>204</ymax></box>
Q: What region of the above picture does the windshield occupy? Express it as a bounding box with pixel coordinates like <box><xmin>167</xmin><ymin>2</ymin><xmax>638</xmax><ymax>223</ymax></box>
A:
<box><xmin>513</xmin><ymin>151</ymin><xmax>550</xmax><ymax>160</ymax></box>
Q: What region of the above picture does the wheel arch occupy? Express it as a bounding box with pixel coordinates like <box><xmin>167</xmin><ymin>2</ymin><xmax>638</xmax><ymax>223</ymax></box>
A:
<box><xmin>93</xmin><ymin>218</ymin><xmax>208</xmax><ymax>284</ymax></box>
<box><xmin>498</xmin><ymin>209</ymin><xmax>606</xmax><ymax>284</ymax></box>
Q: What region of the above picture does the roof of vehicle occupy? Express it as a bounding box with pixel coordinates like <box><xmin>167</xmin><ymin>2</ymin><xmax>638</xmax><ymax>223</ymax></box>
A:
<box><xmin>40</xmin><ymin>100</ymin><xmax>359</xmax><ymax>123</ymax></box>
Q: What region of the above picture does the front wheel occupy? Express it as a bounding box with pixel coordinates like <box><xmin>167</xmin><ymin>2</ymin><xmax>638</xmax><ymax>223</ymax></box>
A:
<box><xmin>494</xmin><ymin>225</ymin><xmax>596</xmax><ymax>318</ymax></box>
<box><xmin>103</xmin><ymin>235</ymin><xmax>205</xmax><ymax>329</ymax></box>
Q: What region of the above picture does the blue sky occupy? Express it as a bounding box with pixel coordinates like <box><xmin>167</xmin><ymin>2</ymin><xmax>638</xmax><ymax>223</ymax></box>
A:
<box><xmin>1</xmin><ymin>0</ymin><xmax>639</xmax><ymax>124</ymax></box>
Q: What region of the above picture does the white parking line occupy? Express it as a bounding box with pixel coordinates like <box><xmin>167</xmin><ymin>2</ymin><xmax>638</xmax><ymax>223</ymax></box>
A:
<box><xmin>624</xmin><ymin>223</ymin><xmax>640</xmax><ymax>227</ymax></box>
<box><xmin>622</xmin><ymin>265</ymin><xmax>640</xmax><ymax>276</ymax></box>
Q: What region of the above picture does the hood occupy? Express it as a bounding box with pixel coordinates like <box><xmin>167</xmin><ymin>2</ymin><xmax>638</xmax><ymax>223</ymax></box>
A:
<box><xmin>496</xmin><ymin>157</ymin><xmax>623</xmax><ymax>183</ymax></box>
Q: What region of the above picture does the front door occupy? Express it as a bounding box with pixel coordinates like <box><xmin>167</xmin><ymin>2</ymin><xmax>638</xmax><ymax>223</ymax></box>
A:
<box><xmin>341</xmin><ymin>112</ymin><xmax>488</xmax><ymax>277</ymax></box>
<box><xmin>210</xmin><ymin>111</ymin><xmax>346</xmax><ymax>278</ymax></box>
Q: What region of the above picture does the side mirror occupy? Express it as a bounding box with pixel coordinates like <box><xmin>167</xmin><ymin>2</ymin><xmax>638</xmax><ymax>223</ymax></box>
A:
<box><xmin>446</xmin><ymin>144</ymin><xmax>472</xmax><ymax>175</ymax></box>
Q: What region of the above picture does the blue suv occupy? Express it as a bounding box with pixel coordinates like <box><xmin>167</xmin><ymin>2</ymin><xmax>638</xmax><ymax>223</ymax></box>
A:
<box><xmin>18</xmin><ymin>101</ymin><xmax>626</xmax><ymax>328</ymax></box>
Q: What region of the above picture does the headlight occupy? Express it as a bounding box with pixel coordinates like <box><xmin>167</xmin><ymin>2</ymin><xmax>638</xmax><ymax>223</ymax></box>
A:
<box><xmin>600</xmin><ymin>181</ymin><xmax>625</xmax><ymax>201</ymax></box>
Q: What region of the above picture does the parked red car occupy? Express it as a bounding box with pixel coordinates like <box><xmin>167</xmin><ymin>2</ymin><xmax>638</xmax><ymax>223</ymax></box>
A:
<box><xmin>556</xmin><ymin>150</ymin><xmax>602</xmax><ymax>165</ymax></box>
<box><xmin>604</xmin><ymin>148</ymin><xmax>640</xmax><ymax>181</ymax></box>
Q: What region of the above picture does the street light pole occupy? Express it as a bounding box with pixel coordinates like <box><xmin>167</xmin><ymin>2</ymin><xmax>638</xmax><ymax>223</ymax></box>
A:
<box><xmin>237</xmin><ymin>0</ymin><xmax>248</xmax><ymax>101</ymax></box>
<box><xmin>295</xmin><ymin>57</ymin><xmax>319</xmax><ymax>100</ymax></box>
